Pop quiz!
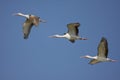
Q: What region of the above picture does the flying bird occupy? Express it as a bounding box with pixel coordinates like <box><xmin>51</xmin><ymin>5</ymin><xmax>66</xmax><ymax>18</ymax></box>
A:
<box><xmin>14</xmin><ymin>13</ymin><xmax>46</xmax><ymax>39</ymax></box>
<box><xmin>49</xmin><ymin>22</ymin><xmax>87</xmax><ymax>43</ymax></box>
<box><xmin>80</xmin><ymin>37</ymin><xmax>117</xmax><ymax>65</ymax></box>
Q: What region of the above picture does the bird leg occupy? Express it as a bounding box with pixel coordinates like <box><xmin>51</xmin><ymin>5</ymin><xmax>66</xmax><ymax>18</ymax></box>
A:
<box><xmin>79</xmin><ymin>37</ymin><xmax>87</xmax><ymax>40</ymax></box>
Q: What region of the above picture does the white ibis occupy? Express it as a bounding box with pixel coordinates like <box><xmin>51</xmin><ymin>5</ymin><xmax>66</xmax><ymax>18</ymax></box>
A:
<box><xmin>80</xmin><ymin>37</ymin><xmax>117</xmax><ymax>65</ymax></box>
<box><xmin>49</xmin><ymin>22</ymin><xmax>87</xmax><ymax>43</ymax></box>
<box><xmin>14</xmin><ymin>13</ymin><xmax>46</xmax><ymax>39</ymax></box>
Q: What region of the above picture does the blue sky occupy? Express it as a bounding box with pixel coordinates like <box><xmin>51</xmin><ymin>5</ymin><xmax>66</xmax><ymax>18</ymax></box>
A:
<box><xmin>0</xmin><ymin>0</ymin><xmax>120</xmax><ymax>80</ymax></box>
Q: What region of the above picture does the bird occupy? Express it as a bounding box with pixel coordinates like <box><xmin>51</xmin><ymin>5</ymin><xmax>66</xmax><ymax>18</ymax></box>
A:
<box><xmin>80</xmin><ymin>37</ymin><xmax>117</xmax><ymax>65</ymax></box>
<box><xmin>13</xmin><ymin>13</ymin><xmax>46</xmax><ymax>39</ymax></box>
<box><xmin>49</xmin><ymin>22</ymin><xmax>87</xmax><ymax>43</ymax></box>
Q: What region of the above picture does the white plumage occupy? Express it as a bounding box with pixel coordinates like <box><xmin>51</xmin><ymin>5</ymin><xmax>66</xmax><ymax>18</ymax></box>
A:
<box><xmin>49</xmin><ymin>22</ymin><xmax>87</xmax><ymax>43</ymax></box>
<box><xmin>81</xmin><ymin>37</ymin><xmax>117</xmax><ymax>65</ymax></box>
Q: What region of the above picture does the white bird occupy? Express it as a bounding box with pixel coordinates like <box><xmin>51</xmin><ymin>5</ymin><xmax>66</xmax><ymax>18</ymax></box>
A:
<box><xmin>49</xmin><ymin>22</ymin><xmax>87</xmax><ymax>43</ymax></box>
<box><xmin>14</xmin><ymin>13</ymin><xmax>46</xmax><ymax>39</ymax></box>
<box><xmin>80</xmin><ymin>37</ymin><xmax>117</xmax><ymax>65</ymax></box>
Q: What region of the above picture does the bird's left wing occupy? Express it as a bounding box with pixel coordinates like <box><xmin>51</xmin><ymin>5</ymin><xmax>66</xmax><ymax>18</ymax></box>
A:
<box><xmin>67</xmin><ymin>23</ymin><xmax>80</xmax><ymax>36</ymax></box>
<box><xmin>97</xmin><ymin>37</ymin><xmax>108</xmax><ymax>58</ymax></box>
<box><xmin>23</xmin><ymin>20</ymin><xmax>33</xmax><ymax>39</ymax></box>
<box><xmin>89</xmin><ymin>59</ymin><xmax>100</xmax><ymax>65</ymax></box>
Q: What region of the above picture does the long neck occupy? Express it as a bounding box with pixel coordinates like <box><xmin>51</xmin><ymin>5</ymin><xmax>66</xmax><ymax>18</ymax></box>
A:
<box><xmin>86</xmin><ymin>55</ymin><xmax>97</xmax><ymax>59</ymax></box>
<box><xmin>56</xmin><ymin>35</ymin><xmax>66</xmax><ymax>38</ymax></box>
<box><xmin>18</xmin><ymin>13</ymin><xmax>29</xmax><ymax>18</ymax></box>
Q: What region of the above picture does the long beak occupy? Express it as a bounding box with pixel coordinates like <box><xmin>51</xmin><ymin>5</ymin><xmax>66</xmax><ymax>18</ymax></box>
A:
<box><xmin>80</xmin><ymin>56</ymin><xmax>86</xmax><ymax>58</ymax></box>
<box><xmin>12</xmin><ymin>13</ymin><xmax>17</xmax><ymax>16</ymax></box>
<box><xmin>49</xmin><ymin>35</ymin><xmax>56</xmax><ymax>38</ymax></box>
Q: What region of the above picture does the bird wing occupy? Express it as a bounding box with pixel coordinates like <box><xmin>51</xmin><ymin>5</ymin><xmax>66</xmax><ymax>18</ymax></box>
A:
<box><xmin>97</xmin><ymin>37</ymin><xmax>108</xmax><ymax>58</ymax></box>
<box><xmin>23</xmin><ymin>19</ymin><xmax>33</xmax><ymax>39</ymax></box>
<box><xmin>89</xmin><ymin>59</ymin><xmax>100</xmax><ymax>65</ymax></box>
<box><xmin>67</xmin><ymin>23</ymin><xmax>80</xmax><ymax>36</ymax></box>
<box><xmin>30</xmin><ymin>16</ymin><xmax>39</xmax><ymax>26</ymax></box>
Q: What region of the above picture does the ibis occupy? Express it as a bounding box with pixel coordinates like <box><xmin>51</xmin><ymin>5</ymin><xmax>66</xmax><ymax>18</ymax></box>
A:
<box><xmin>14</xmin><ymin>13</ymin><xmax>46</xmax><ymax>39</ymax></box>
<box><xmin>80</xmin><ymin>37</ymin><xmax>117</xmax><ymax>65</ymax></box>
<box><xmin>49</xmin><ymin>22</ymin><xmax>87</xmax><ymax>43</ymax></box>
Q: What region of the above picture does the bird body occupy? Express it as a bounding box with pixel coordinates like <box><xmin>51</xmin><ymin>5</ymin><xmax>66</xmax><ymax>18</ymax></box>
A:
<box><xmin>14</xmin><ymin>13</ymin><xmax>46</xmax><ymax>39</ymax></box>
<box><xmin>81</xmin><ymin>37</ymin><xmax>116</xmax><ymax>64</ymax></box>
<box><xmin>49</xmin><ymin>22</ymin><xmax>87</xmax><ymax>43</ymax></box>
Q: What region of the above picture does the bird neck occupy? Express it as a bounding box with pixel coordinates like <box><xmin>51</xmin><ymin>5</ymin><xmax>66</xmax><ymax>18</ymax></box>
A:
<box><xmin>18</xmin><ymin>13</ymin><xmax>29</xmax><ymax>18</ymax></box>
<box><xmin>86</xmin><ymin>55</ymin><xmax>97</xmax><ymax>59</ymax></box>
<box><xmin>56</xmin><ymin>35</ymin><xmax>66</xmax><ymax>38</ymax></box>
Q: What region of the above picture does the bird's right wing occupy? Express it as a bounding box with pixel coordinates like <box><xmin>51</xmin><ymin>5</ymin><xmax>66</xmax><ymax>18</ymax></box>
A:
<box><xmin>67</xmin><ymin>23</ymin><xmax>80</xmax><ymax>36</ymax></box>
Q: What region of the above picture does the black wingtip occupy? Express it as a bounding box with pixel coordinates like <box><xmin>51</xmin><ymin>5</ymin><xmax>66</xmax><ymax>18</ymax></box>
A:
<box><xmin>24</xmin><ymin>37</ymin><xmax>28</xmax><ymax>39</ymax></box>
<box><xmin>24</xmin><ymin>35</ymin><xmax>28</xmax><ymax>39</ymax></box>
<box><xmin>101</xmin><ymin>37</ymin><xmax>107</xmax><ymax>40</ymax></box>
<box><xmin>101</xmin><ymin>37</ymin><xmax>108</xmax><ymax>44</ymax></box>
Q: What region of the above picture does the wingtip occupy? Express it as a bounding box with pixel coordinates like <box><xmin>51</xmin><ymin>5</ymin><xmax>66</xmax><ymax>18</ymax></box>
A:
<box><xmin>101</xmin><ymin>37</ymin><xmax>107</xmax><ymax>41</ymax></box>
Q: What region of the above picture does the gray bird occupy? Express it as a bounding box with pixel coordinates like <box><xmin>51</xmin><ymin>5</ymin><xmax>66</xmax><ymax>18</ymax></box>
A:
<box><xmin>81</xmin><ymin>37</ymin><xmax>117</xmax><ymax>65</ymax></box>
<box><xmin>49</xmin><ymin>22</ymin><xmax>87</xmax><ymax>43</ymax></box>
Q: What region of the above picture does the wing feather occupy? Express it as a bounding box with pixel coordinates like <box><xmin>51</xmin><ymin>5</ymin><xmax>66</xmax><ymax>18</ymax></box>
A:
<box><xmin>67</xmin><ymin>23</ymin><xmax>80</xmax><ymax>36</ymax></box>
<box><xmin>29</xmin><ymin>15</ymin><xmax>40</xmax><ymax>26</ymax></box>
<box><xmin>97</xmin><ymin>37</ymin><xmax>108</xmax><ymax>58</ymax></box>
<box><xmin>89</xmin><ymin>59</ymin><xmax>100</xmax><ymax>65</ymax></box>
<box><xmin>23</xmin><ymin>19</ymin><xmax>33</xmax><ymax>39</ymax></box>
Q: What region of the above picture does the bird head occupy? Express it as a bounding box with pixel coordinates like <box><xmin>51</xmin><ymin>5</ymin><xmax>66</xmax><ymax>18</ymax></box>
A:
<box><xmin>13</xmin><ymin>13</ymin><xmax>23</xmax><ymax>16</ymax></box>
<box><xmin>80</xmin><ymin>55</ymin><xmax>91</xmax><ymax>59</ymax></box>
<box><xmin>49</xmin><ymin>35</ymin><xmax>60</xmax><ymax>38</ymax></box>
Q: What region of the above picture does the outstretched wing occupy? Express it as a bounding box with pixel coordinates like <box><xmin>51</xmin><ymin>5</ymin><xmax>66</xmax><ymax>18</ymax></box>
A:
<box><xmin>89</xmin><ymin>59</ymin><xmax>101</xmax><ymax>65</ymax></box>
<box><xmin>23</xmin><ymin>19</ymin><xmax>33</xmax><ymax>39</ymax></box>
<box><xmin>97</xmin><ymin>37</ymin><xmax>108</xmax><ymax>58</ymax></box>
<box><xmin>67</xmin><ymin>23</ymin><xmax>80</xmax><ymax>36</ymax></box>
